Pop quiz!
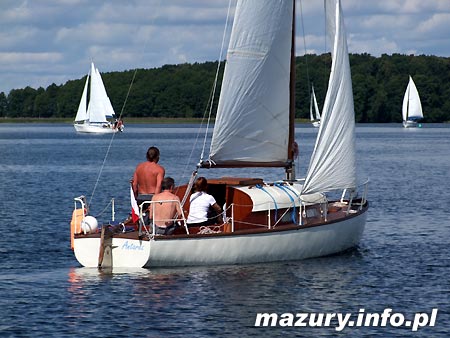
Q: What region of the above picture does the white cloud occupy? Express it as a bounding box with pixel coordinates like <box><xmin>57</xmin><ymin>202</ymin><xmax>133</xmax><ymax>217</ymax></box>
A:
<box><xmin>1</xmin><ymin>0</ymin><xmax>450</xmax><ymax>93</ymax></box>
<box><xmin>349</xmin><ymin>36</ymin><xmax>400</xmax><ymax>56</ymax></box>
<box><xmin>417</xmin><ymin>13</ymin><xmax>450</xmax><ymax>35</ymax></box>
<box><xmin>0</xmin><ymin>52</ymin><xmax>62</xmax><ymax>66</ymax></box>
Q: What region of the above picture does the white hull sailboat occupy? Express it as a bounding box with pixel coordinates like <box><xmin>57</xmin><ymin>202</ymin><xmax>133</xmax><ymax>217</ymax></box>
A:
<box><xmin>74</xmin><ymin>198</ymin><xmax>367</xmax><ymax>268</ymax></box>
<box><xmin>310</xmin><ymin>85</ymin><xmax>321</xmax><ymax>127</ymax></box>
<box><xmin>71</xmin><ymin>0</ymin><xmax>368</xmax><ymax>269</ymax></box>
<box><xmin>402</xmin><ymin>75</ymin><xmax>423</xmax><ymax>128</ymax></box>
<box><xmin>74</xmin><ymin>123</ymin><xmax>120</xmax><ymax>134</ymax></box>
<box><xmin>73</xmin><ymin>62</ymin><xmax>124</xmax><ymax>134</ymax></box>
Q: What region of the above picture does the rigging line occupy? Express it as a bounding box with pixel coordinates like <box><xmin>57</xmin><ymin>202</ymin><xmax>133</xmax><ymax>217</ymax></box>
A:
<box><xmin>324</xmin><ymin>0</ymin><xmax>328</xmax><ymax>54</ymax></box>
<box><xmin>177</xmin><ymin>0</ymin><xmax>233</xmax><ymax>186</ymax></box>
<box><xmin>256</xmin><ymin>184</ymin><xmax>279</xmax><ymax>223</ymax></box>
<box><xmin>322</xmin><ymin>0</ymin><xmax>329</xmax><ymax>96</ymax></box>
<box><xmin>93</xmin><ymin>198</ymin><xmax>113</xmax><ymax>218</ymax></box>
<box><xmin>199</xmin><ymin>0</ymin><xmax>234</xmax><ymax>162</ymax></box>
<box><xmin>178</xmin><ymin>0</ymin><xmax>233</xmax><ymax>206</ymax></box>
<box><xmin>88</xmin><ymin>0</ymin><xmax>162</xmax><ymax>208</ymax></box>
<box><xmin>178</xmin><ymin>93</ymin><xmax>211</xmax><ymax>180</ymax></box>
<box><xmin>89</xmin><ymin>67</ymin><xmax>139</xmax><ymax>207</ymax></box>
<box><xmin>298</xmin><ymin>0</ymin><xmax>311</xmax><ymax>93</ymax></box>
<box><xmin>275</xmin><ymin>183</ymin><xmax>299</xmax><ymax>224</ymax></box>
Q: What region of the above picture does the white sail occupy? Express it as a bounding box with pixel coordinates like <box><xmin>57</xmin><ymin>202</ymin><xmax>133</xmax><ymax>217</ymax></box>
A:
<box><xmin>310</xmin><ymin>85</ymin><xmax>321</xmax><ymax>121</ymax></box>
<box><xmin>208</xmin><ymin>0</ymin><xmax>293</xmax><ymax>166</ymax></box>
<box><xmin>402</xmin><ymin>76</ymin><xmax>423</xmax><ymax>121</ymax></box>
<box><xmin>302</xmin><ymin>0</ymin><xmax>356</xmax><ymax>195</ymax></box>
<box><xmin>74</xmin><ymin>62</ymin><xmax>122</xmax><ymax>133</ymax></box>
<box><xmin>96</xmin><ymin>67</ymin><xmax>116</xmax><ymax>118</ymax></box>
<box><xmin>86</xmin><ymin>62</ymin><xmax>108</xmax><ymax>123</ymax></box>
<box><xmin>74</xmin><ymin>75</ymin><xmax>89</xmax><ymax>122</ymax></box>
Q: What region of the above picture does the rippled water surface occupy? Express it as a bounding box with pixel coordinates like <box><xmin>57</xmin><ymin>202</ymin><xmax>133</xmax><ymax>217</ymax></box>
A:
<box><xmin>0</xmin><ymin>123</ymin><xmax>449</xmax><ymax>337</ymax></box>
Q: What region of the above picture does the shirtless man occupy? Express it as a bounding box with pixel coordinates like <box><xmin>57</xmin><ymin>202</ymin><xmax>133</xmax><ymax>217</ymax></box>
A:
<box><xmin>131</xmin><ymin>146</ymin><xmax>165</xmax><ymax>205</ymax></box>
<box><xmin>149</xmin><ymin>177</ymin><xmax>183</xmax><ymax>235</ymax></box>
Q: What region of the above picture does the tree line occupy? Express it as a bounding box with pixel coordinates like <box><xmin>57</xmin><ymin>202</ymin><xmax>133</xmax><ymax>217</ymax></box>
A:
<box><xmin>1</xmin><ymin>53</ymin><xmax>449</xmax><ymax>123</ymax></box>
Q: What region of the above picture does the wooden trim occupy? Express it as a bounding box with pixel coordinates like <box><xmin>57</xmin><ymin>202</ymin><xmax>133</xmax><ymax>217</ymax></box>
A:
<box><xmin>206</xmin><ymin>177</ymin><xmax>263</xmax><ymax>186</ymax></box>
<box><xmin>199</xmin><ymin>160</ymin><xmax>290</xmax><ymax>169</ymax></box>
<box><xmin>75</xmin><ymin>202</ymin><xmax>369</xmax><ymax>242</ymax></box>
<box><xmin>153</xmin><ymin>202</ymin><xmax>369</xmax><ymax>240</ymax></box>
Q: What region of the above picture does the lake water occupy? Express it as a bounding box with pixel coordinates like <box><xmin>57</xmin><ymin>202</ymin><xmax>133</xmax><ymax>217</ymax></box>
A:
<box><xmin>0</xmin><ymin>123</ymin><xmax>449</xmax><ymax>337</ymax></box>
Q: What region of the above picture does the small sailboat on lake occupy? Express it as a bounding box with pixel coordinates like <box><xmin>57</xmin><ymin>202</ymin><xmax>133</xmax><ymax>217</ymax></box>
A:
<box><xmin>402</xmin><ymin>75</ymin><xmax>423</xmax><ymax>128</ymax></box>
<box><xmin>310</xmin><ymin>85</ymin><xmax>321</xmax><ymax>127</ymax></box>
<box><xmin>73</xmin><ymin>62</ymin><xmax>124</xmax><ymax>134</ymax></box>
<box><xmin>71</xmin><ymin>0</ymin><xmax>368</xmax><ymax>268</ymax></box>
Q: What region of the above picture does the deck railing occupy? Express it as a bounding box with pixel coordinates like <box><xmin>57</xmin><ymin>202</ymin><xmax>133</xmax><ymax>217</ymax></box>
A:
<box><xmin>139</xmin><ymin>199</ymin><xmax>188</xmax><ymax>236</ymax></box>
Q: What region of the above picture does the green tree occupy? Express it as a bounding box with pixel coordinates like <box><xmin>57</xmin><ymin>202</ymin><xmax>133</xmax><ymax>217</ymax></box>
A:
<box><xmin>8</xmin><ymin>87</ymin><xmax>37</xmax><ymax>117</ymax></box>
<box><xmin>4</xmin><ymin>55</ymin><xmax>450</xmax><ymax>123</ymax></box>
<box><xmin>0</xmin><ymin>92</ymin><xmax>7</xmax><ymax>117</ymax></box>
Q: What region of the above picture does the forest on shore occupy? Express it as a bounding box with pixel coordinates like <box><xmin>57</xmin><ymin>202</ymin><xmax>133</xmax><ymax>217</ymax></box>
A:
<box><xmin>1</xmin><ymin>53</ymin><xmax>449</xmax><ymax>123</ymax></box>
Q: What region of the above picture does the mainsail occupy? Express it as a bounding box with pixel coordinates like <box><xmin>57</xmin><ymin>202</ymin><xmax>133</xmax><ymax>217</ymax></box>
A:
<box><xmin>208</xmin><ymin>0</ymin><xmax>293</xmax><ymax>167</ymax></box>
<box><xmin>302</xmin><ymin>0</ymin><xmax>357</xmax><ymax>195</ymax></box>
<box><xmin>96</xmin><ymin>67</ymin><xmax>116</xmax><ymax>119</ymax></box>
<box><xmin>83</xmin><ymin>62</ymin><xmax>115</xmax><ymax>123</ymax></box>
<box><xmin>86</xmin><ymin>63</ymin><xmax>107</xmax><ymax>123</ymax></box>
<box><xmin>402</xmin><ymin>76</ymin><xmax>423</xmax><ymax>121</ymax></box>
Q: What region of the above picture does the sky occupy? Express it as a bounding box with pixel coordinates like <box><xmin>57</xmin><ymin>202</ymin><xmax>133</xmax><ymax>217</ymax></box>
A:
<box><xmin>1</xmin><ymin>0</ymin><xmax>450</xmax><ymax>94</ymax></box>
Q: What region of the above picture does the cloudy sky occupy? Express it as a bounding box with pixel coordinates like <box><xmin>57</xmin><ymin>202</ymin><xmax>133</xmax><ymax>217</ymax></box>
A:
<box><xmin>1</xmin><ymin>0</ymin><xmax>450</xmax><ymax>94</ymax></box>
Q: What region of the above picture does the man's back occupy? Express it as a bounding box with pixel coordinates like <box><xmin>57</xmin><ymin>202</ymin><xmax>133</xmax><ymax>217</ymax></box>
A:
<box><xmin>132</xmin><ymin>161</ymin><xmax>165</xmax><ymax>195</ymax></box>
<box><xmin>151</xmin><ymin>191</ymin><xmax>182</xmax><ymax>226</ymax></box>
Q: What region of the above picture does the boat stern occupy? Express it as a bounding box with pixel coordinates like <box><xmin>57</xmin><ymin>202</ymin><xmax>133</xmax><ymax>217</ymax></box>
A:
<box><xmin>73</xmin><ymin>234</ymin><xmax>151</xmax><ymax>268</ymax></box>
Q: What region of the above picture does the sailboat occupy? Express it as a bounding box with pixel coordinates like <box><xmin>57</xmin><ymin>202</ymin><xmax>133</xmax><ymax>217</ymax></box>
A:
<box><xmin>310</xmin><ymin>85</ymin><xmax>321</xmax><ymax>127</ymax></box>
<box><xmin>73</xmin><ymin>62</ymin><xmax>124</xmax><ymax>134</ymax></box>
<box><xmin>402</xmin><ymin>75</ymin><xmax>423</xmax><ymax>128</ymax></box>
<box><xmin>71</xmin><ymin>0</ymin><xmax>368</xmax><ymax>268</ymax></box>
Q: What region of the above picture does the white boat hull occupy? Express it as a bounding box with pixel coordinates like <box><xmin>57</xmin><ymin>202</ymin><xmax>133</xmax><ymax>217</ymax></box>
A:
<box><xmin>74</xmin><ymin>123</ymin><xmax>120</xmax><ymax>134</ymax></box>
<box><xmin>74</xmin><ymin>237</ymin><xmax>151</xmax><ymax>268</ymax></box>
<box><xmin>402</xmin><ymin>120</ymin><xmax>420</xmax><ymax>128</ymax></box>
<box><xmin>74</xmin><ymin>209</ymin><xmax>367</xmax><ymax>268</ymax></box>
<box><xmin>148</xmin><ymin>211</ymin><xmax>366</xmax><ymax>267</ymax></box>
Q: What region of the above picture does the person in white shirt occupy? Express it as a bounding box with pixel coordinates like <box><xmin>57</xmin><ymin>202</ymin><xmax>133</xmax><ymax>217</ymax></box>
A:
<box><xmin>186</xmin><ymin>177</ymin><xmax>223</xmax><ymax>227</ymax></box>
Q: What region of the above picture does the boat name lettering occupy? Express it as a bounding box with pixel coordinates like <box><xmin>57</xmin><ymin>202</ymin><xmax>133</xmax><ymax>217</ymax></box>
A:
<box><xmin>121</xmin><ymin>241</ymin><xmax>144</xmax><ymax>251</ymax></box>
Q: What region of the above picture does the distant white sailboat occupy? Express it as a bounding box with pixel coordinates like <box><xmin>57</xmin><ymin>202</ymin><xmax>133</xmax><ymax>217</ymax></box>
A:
<box><xmin>73</xmin><ymin>62</ymin><xmax>123</xmax><ymax>134</ymax></box>
<box><xmin>310</xmin><ymin>85</ymin><xmax>321</xmax><ymax>127</ymax></box>
<box><xmin>402</xmin><ymin>75</ymin><xmax>423</xmax><ymax>128</ymax></box>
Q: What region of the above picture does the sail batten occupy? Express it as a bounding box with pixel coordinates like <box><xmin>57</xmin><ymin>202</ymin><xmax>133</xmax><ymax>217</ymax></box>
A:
<box><xmin>208</xmin><ymin>0</ymin><xmax>293</xmax><ymax>166</ymax></box>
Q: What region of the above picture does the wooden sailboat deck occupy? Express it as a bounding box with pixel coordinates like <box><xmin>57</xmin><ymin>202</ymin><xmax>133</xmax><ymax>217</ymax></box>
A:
<box><xmin>74</xmin><ymin>199</ymin><xmax>368</xmax><ymax>242</ymax></box>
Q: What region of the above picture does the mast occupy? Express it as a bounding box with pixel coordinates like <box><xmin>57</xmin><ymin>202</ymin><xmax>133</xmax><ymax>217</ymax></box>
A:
<box><xmin>286</xmin><ymin>0</ymin><xmax>296</xmax><ymax>180</ymax></box>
